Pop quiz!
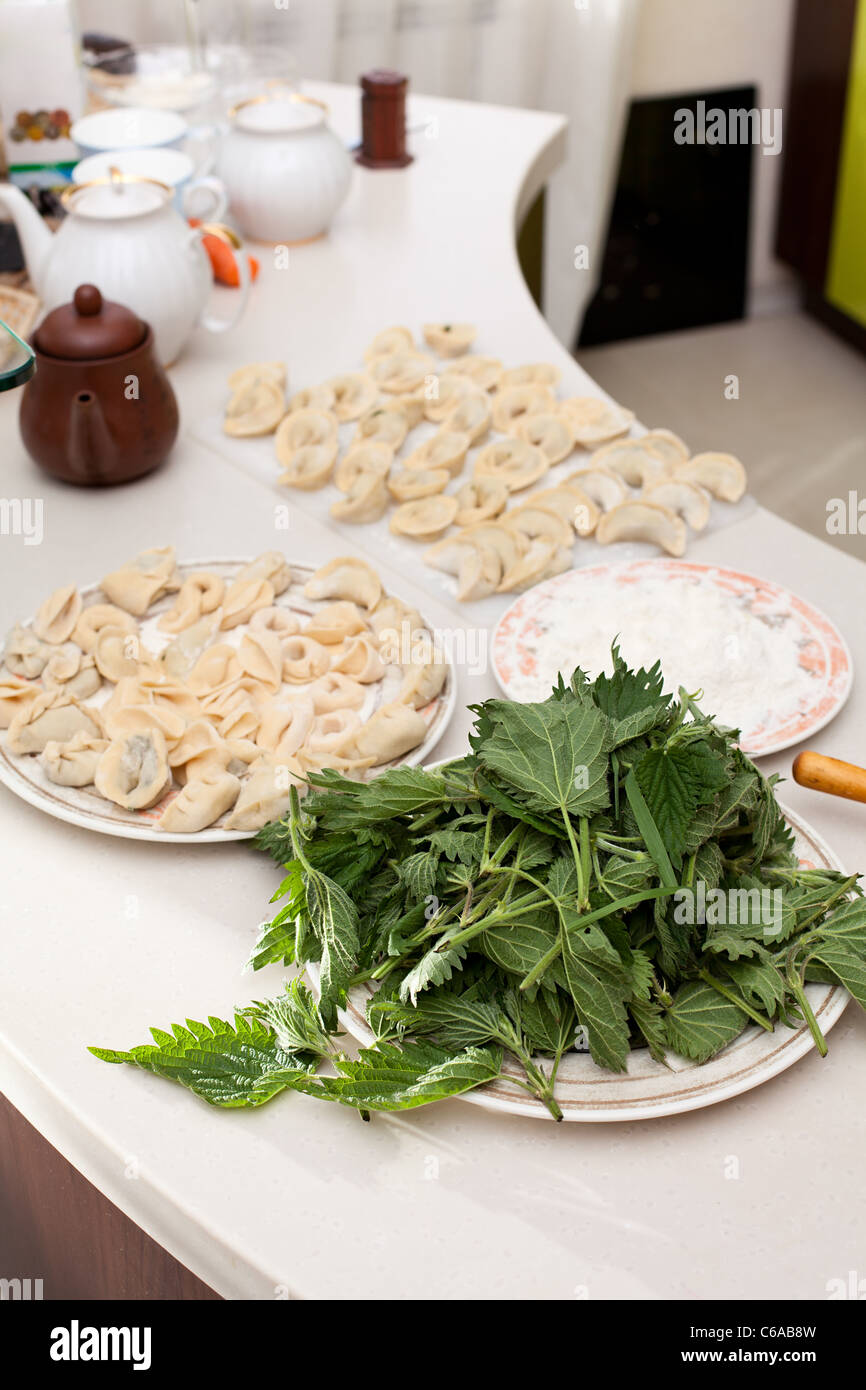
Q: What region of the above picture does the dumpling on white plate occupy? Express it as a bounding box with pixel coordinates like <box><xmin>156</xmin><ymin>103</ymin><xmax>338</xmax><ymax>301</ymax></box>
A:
<box><xmin>40</xmin><ymin>732</ymin><xmax>108</xmax><ymax>788</ymax></box>
<box><xmin>0</xmin><ymin>675</ymin><xmax>40</xmax><ymax>729</ymax></box>
<box><xmin>343</xmin><ymin>701</ymin><xmax>427</xmax><ymax>765</ymax></box>
<box><xmin>94</xmin><ymin>730</ymin><xmax>171</xmax><ymax>810</ymax></box>
<box><xmin>224</xmin><ymin>754</ymin><xmax>306</xmax><ymax>831</ymax></box>
<box><xmin>157</xmin><ymin>771</ymin><xmax>242</xmax><ymax>833</ymax></box>
<box><xmin>6</xmin><ymin>692</ymin><xmax>103</xmax><ymax>755</ymax></box>
<box><xmin>100</xmin><ymin>547</ymin><xmax>178</xmax><ymax>617</ymax></box>
<box><xmin>32</xmin><ymin>585</ymin><xmax>82</xmax><ymax>645</ymax></box>
<box><xmin>3</xmin><ymin>623</ymin><xmax>52</xmax><ymax>679</ymax></box>
<box><xmin>303</xmin><ymin>557</ymin><xmax>382</xmax><ymax>612</ymax></box>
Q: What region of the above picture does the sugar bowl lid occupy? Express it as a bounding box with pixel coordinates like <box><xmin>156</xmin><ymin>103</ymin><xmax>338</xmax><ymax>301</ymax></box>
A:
<box><xmin>35</xmin><ymin>284</ymin><xmax>147</xmax><ymax>360</ymax></box>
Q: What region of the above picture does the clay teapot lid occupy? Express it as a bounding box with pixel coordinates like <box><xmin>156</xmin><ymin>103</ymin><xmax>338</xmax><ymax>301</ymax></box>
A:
<box><xmin>35</xmin><ymin>285</ymin><xmax>146</xmax><ymax>360</ymax></box>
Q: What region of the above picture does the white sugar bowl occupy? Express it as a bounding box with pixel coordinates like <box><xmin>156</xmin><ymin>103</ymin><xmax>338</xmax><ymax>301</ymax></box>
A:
<box><xmin>217</xmin><ymin>92</ymin><xmax>352</xmax><ymax>244</ymax></box>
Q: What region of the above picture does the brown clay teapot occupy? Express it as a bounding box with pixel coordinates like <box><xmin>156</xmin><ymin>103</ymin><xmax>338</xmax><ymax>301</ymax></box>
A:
<box><xmin>19</xmin><ymin>284</ymin><xmax>179</xmax><ymax>486</ymax></box>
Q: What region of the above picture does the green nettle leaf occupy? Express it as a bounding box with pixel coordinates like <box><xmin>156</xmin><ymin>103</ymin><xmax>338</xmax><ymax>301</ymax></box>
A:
<box><xmin>663</xmin><ymin>981</ymin><xmax>747</xmax><ymax>1062</ymax></box>
<box><xmin>245</xmin><ymin>917</ymin><xmax>297</xmax><ymax>972</ymax></box>
<box><xmin>629</xmin><ymin>997</ymin><xmax>669</xmax><ymax>1064</ymax></box>
<box><xmin>808</xmin><ymin>900</ymin><xmax>866</xmax><ymax>1008</ymax></box>
<box><xmin>561</xmin><ymin>915</ymin><xmax>632</xmax><ymax>1072</ymax></box>
<box><xmin>243</xmin><ymin>979</ymin><xmax>334</xmax><ymax>1058</ymax></box>
<box><xmin>479</xmin><ymin>917</ymin><xmax>561</xmax><ymax>980</ymax></box>
<box><xmin>635</xmin><ymin>740</ymin><xmax>728</xmax><ymax>859</ymax></box>
<box><xmin>303</xmin><ymin>867</ymin><xmax>360</xmax><ymax>1026</ymax></box>
<box><xmin>294</xmin><ymin>1040</ymin><xmax>502</xmax><ymax>1112</ymax></box>
<box><xmin>478</xmin><ymin>698</ymin><xmax>611</xmax><ymax>818</ymax></box>
<box><xmin>516</xmin><ymin>990</ymin><xmax>577</xmax><ymax>1057</ymax></box>
<box><xmin>398</xmin><ymin>850</ymin><xmax>440</xmax><ymax>900</ymax></box>
<box><xmin>307</xmin><ymin>764</ymin><xmax>470</xmax><ymax>822</ymax></box>
<box><xmin>89</xmin><ymin>1015</ymin><xmax>315</xmax><ymax>1108</ymax></box>
<box><xmin>722</xmin><ymin>957</ymin><xmax>785</xmax><ymax>1018</ymax></box>
<box><xmin>399</xmin><ymin>944</ymin><xmax>467</xmax><ymax>1005</ymax></box>
<box><xmin>592</xmin><ymin>644</ymin><xmax>672</xmax><ymax>747</ymax></box>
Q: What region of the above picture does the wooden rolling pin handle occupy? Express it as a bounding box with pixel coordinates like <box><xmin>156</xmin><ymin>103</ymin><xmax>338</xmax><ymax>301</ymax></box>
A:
<box><xmin>792</xmin><ymin>751</ymin><xmax>866</xmax><ymax>805</ymax></box>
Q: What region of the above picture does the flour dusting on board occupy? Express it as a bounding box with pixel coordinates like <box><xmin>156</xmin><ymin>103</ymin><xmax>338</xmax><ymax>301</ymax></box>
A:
<box><xmin>504</xmin><ymin>571</ymin><xmax>823</xmax><ymax>735</ymax></box>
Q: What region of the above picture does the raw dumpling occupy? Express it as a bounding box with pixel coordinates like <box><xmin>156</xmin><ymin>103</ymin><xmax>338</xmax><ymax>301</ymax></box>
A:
<box><xmin>326</xmin><ymin>372</ymin><xmax>378</xmax><ymax>422</ymax></box>
<box><xmin>331</xmin><ymin>635</ymin><xmax>386</xmax><ymax>684</ymax></box>
<box><xmin>387</xmin><ymin>467</ymin><xmax>450</xmax><ymax>502</ymax></box>
<box><xmin>236</xmin><ymin>552</ymin><xmax>292</xmax><ymax>597</ymax></box>
<box><xmin>389</xmin><ymin>495</ymin><xmax>458</xmax><ymax>541</ymax></box>
<box><xmin>224</xmin><ymin>754</ymin><xmax>306</xmax><ymax>831</ymax></box>
<box><xmin>364</xmin><ymin>325</ymin><xmax>414</xmax><ymax>361</ymax></box>
<box><xmin>168</xmin><ymin>720</ymin><xmax>227</xmax><ymax>782</ymax></box>
<box><xmin>353</xmin><ymin>403</ymin><xmax>410</xmax><ymax>450</ymax></box>
<box><xmin>102</xmin><ymin>702</ymin><xmax>187</xmax><ymax>750</ymax></box>
<box><xmin>95</xmin><ymin>730</ymin><xmax>171</xmax><ymax>810</ymax></box>
<box><xmin>491</xmin><ymin>384</ymin><xmax>556</xmax><ymax>433</ymax></box>
<box><xmin>330</xmin><ymin>470</ymin><xmax>389</xmax><ymax>524</ymax></box>
<box><xmin>305</xmin><ymin>708</ymin><xmax>361</xmax><ymax>753</ymax></box>
<box><xmin>33</xmin><ymin>585</ymin><xmax>82</xmax><ymax>645</ymax></box>
<box><xmin>238</xmin><ymin>629</ymin><xmax>284</xmax><ymax>690</ymax></box>
<box><xmin>187</xmin><ymin>644</ymin><xmax>242</xmax><ymax>693</ymax></box>
<box><xmin>398</xmin><ymin>658</ymin><xmax>448</xmax><ymax>709</ymax></box>
<box><xmin>256</xmin><ymin>698</ymin><xmax>315</xmax><ymax>757</ymax></box>
<box><xmin>404</xmin><ymin>429</ymin><xmax>469</xmax><ymax>478</ymax></box>
<box><xmin>454</xmin><ymin>477</ymin><xmax>509</xmax><ymax>527</ymax></box>
<box><xmin>304</xmin><ymin>557</ymin><xmax>382</xmax><ymax>611</ymax></box>
<box><xmin>227</xmin><ymin>361</ymin><xmax>286</xmax><ymax>392</ymax></box>
<box><xmin>6</xmin><ymin>692</ymin><xmax>102</xmax><ymax>755</ymax></box>
<box><xmin>282</xmin><ymin>635</ymin><xmax>331</xmax><ymax>684</ymax></box>
<box><xmin>334</xmin><ymin>441</ymin><xmax>394</xmax><ymax>493</ymax></box>
<box><xmin>93</xmin><ymin>627</ymin><xmax>155</xmax><ymax>682</ymax></box>
<box><xmin>44</xmin><ymin>658</ymin><xmax>102</xmax><ymax>701</ymax></box>
<box><xmin>423</xmin><ymin>374</ymin><xmax>477</xmax><ymax>424</ymax></box>
<box><xmin>100</xmin><ymin>547</ymin><xmax>178</xmax><ymax>616</ymax></box>
<box><xmin>223</xmin><ymin>378</ymin><xmax>285</xmax><ymax>436</ymax></box>
<box><xmin>158</xmin><ymin>771</ymin><xmax>241</xmax><ymax>833</ymax></box>
<box><xmin>3</xmin><ymin>623</ymin><xmax>52</xmax><ymax>678</ymax></box>
<box><xmin>250</xmin><ymin>606</ymin><xmax>300</xmax><ymax>639</ymax></box>
<box><xmin>158</xmin><ymin>573</ymin><xmax>225</xmax><ymax>633</ymax></box>
<box><xmin>160</xmin><ymin>615</ymin><xmax>219</xmax><ymax>681</ymax></box>
<box><xmin>368</xmin><ymin>350</ymin><xmax>434</xmax><ymax>394</ymax></box>
<box><xmin>42</xmin><ymin>642</ymin><xmax>84</xmax><ymax>684</ymax></box>
<box><xmin>423</xmin><ymin>323</ymin><xmax>476</xmax><ymax>357</ymax></box>
<box><xmin>302</xmin><ymin>601</ymin><xmax>367</xmax><ymax>645</ymax></box>
<box><xmin>309</xmin><ymin>672</ymin><xmax>365</xmax><ymax>713</ymax></box>
<box><xmin>40</xmin><ymin>731</ymin><xmax>108</xmax><ymax>788</ymax></box>
<box><xmin>73</xmin><ymin>604</ymin><xmax>138</xmax><ymax>653</ymax></box>
<box><xmin>343</xmin><ymin>702</ymin><xmax>427</xmax><ymax>766</ymax></box>
<box><xmin>446</xmin><ymin>355</ymin><xmax>503</xmax><ymax>391</ymax></box>
<box><xmin>0</xmin><ymin>676</ymin><xmax>40</xmax><ymax>729</ymax></box>
<box><xmin>219</xmin><ymin>577</ymin><xmax>274</xmax><ymax>630</ymax></box>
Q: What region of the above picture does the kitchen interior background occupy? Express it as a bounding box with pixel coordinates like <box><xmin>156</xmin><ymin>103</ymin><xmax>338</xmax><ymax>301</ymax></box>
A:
<box><xmin>2</xmin><ymin>0</ymin><xmax>864</xmax><ymax>555</ymax></box>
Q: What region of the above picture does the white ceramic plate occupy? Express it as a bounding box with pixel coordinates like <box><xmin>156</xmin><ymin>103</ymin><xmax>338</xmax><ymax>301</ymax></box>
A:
<box><xmin>0</xmin><ymin>558</ymin><xmax>456</xmax><ymax>843</ymax></box>
<box><xmin>491</xmin><ymin>559</ymin><xmax>853</xmax><ymax>758</ymax></box>
<box><xmin>306</xmin><ymin>804</ymin><xmax>850</xmax><ymax>1122</ymax></box>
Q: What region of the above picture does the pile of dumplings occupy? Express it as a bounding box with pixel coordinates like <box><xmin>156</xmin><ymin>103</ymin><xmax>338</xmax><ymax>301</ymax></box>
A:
<box><xmin>0</xmin><ymin>548</ymin><xmax>447</xmax><ymax>834</ymax></box>
<box><xmin>222</xmin><ymin>322</ymin><xmax>747</xmax><ymax>602</ymax></box>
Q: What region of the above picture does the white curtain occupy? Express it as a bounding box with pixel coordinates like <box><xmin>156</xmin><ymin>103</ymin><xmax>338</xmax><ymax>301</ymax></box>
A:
<box><xmin>76</xmin><ymin>0</ymin><xmax>642</xmax><ymax>347</ymax></box>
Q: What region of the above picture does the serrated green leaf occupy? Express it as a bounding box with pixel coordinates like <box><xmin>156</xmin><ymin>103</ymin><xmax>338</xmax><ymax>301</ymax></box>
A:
<box><xmin>478</xmin><ymin>697</ymin><xmax>610</xmax><ymax>819</ymax></box>
<box><xmin>635</xmin><ymin>740</ymin><xmax>729</xmax><ymax>859</ymax></box>
<box><xmin>561</xmin><ymin>915</ymin><xmax>632</xmax><ymax>1072</ymax></box>
<box><xmin>89</xmin><ymin>1014</ymin><xmax>315</xmax><ymax>1108</ymax></box>
<box><xmin>663</xmin><ymin>981</ymin><xmax>747</xmax><ymax>1062</ymax></box>
<box><xmin>293</xmin><ymin>1040</ymin><xmax>502</xmax><ymax>1112</ymax></box>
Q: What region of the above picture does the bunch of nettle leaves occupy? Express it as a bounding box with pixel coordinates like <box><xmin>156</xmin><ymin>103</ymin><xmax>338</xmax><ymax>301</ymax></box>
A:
<box><xmin>94</xmin><ymin>649</ymin><xmax>865</xmax><ymax>1121</ymax></box>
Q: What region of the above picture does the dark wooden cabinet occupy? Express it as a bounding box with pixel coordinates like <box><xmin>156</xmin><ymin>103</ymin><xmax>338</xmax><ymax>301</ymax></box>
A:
<box><xmin>0</xmin><ymin>1094</ymin><xmax>220</xmax><ymax>1301</ymax></box>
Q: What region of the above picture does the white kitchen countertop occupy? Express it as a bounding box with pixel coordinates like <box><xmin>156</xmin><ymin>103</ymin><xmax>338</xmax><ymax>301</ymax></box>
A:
<box><xmin>1</xmin><ymin>82</ymin><xmax>865</xmax><ymax>1302</ymax></box>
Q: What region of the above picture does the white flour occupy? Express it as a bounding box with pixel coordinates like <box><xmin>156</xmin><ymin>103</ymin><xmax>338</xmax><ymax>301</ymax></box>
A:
<box><xmin>505</xmin><ymin>572</ymin><xmax>820</xmax><ymax>736</ymax></box>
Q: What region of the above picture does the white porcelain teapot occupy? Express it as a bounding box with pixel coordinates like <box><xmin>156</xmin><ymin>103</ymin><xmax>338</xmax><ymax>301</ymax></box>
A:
<box><xmin>217</xmin><ymin>91</ymin><xmax>352</xmax><ymax>244</ymax></box>
<box><xmin>0</xmin><ymin>176</ymin><xmax>249</xmax><ymax>364</ymax></box>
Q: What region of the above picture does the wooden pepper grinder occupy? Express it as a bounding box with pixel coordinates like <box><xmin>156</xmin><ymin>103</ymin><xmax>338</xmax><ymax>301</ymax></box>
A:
<box><xmin>356</xmin><ymin>69</ymin><xmax>413</xmax><ymax>169</ymax></box>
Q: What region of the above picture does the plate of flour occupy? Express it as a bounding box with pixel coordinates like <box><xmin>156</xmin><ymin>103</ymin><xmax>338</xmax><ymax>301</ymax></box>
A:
<box><xmin>491</xmin><ymin>559</ymin><xmax>852</xmax><ymax>757</ymax></box>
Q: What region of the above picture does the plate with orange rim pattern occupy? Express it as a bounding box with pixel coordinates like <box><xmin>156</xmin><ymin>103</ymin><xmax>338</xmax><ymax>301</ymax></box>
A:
<box><xmin>490</xmin><ymin>559</ymin><xmax>852</xmax><ymax>759</ymax></box>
